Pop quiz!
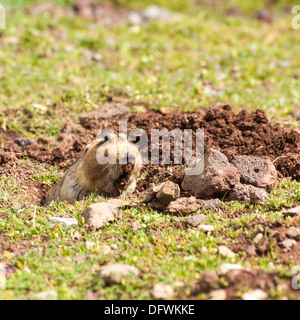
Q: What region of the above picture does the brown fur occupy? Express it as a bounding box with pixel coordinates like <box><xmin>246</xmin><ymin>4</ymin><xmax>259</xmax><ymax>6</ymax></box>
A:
<box><xmin>44</xmin><ymin>134</ymin><xmax>142</xmax><ymax>205</ymax></box>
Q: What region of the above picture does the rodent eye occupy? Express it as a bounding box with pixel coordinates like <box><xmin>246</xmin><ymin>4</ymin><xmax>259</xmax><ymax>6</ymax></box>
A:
<box><xmin>84</xmin><ymin>148</ymin><xmax>89</xmax><ymax>154</ymax></box>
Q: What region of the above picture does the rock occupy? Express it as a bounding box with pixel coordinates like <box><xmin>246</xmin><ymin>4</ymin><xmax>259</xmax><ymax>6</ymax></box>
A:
<box><xmin>79</xmin><ymin>103</ymin><xmax>129</xmax><ymax>129</ymax></box>
<box><xmin>256</xmin><ymin>238</ymin><xmax>269</xmax><ymax>255</ymax></box>
<box><xmin>279</xmin><ymin>239</ymin><xmax>297</xmax><ymax>252</ymax></box>
<box><xmin>231</xmin><ymin>156</ymin><xmax>277</xmax><ymax>190</ymax></box>
<box><xmin>208</xmin><ymin>289</ymin><xmax>227</xmax><ymax>300</ymax></box>
<box><xmin>197</xmin><ymin>225</ymin><xmax>215</xmax><ymax>233</ymax></box>
<box><xmin>83</xmin><ymin>50</ymin><xmax>102</xmax><ymax>62</ymax></box>
<box><xmin>227</xmin><ymin>183</ymin><xmax>250</xmax><ymax>201</ymax></box>
<box><xmin>143</xmin><ymin>5</ymin><xmax>172</xmax><ymax>21</ymax></box>
<box><xmin>99</xmin><ymin>245</ymin><xmax>111</xmax><ymax>255</ymax></box>
<box><xmin>48</xmin><ymin>217</ymin><xmax>78</xmax><ymax>228</ymax></box>
<box><xmin>198</xmin><ymin>271</ymin><xmax>219</xmax><ymax>292</ymax></box>
<box><xmin>35</xmin><ymin>290</ymin><xmax>58</xmax><ymax>300</ymax></box>
<box><xmin>249</xmin><ymin>186</ymin><xmax>269</xmax><ymax>205</ymax></box>
<box><xmin>186</xmin><ymin>214</ymin><xmax>207</xmax><ymax>227</ymax></box>
<box><xmin>85</xmin><ymin>241</ymin><xmax>96</xmax><ymax>250</ymax></box>
<box><xmin>14</xmin><ymin>138</ymin><xmax>36</xmax><ymax>147</ymax></box>
<box><xmin>282</xmin><ymin>206</ymin><xmax>300</xmax><ymax>218</ymax></box>
<box><xmin>286</xmin><ymin>227</ymin><xmax>300</xmax><ymax>241</ymax></box>
<box><xmin>95</xmin><ymin>263</ymin><xmax>139</xmax><ymax>285</ymax></box>
<box><xmin>140</xmin><ymin>183</ymin><xmax>165</xmax><ymax>203</ymax></box>
<box><xmin>82</xmin><ymin>203</ymin><xmax>121</xmax><ymax>229</ymax></box>
<box><xmin>156</xmin><ymin>180</ymin><xmax>180</xmax><ymax>205</ymax></box>
<box><xmin>131</xmin><ymin>221</ymin><xmax>142</xmax><ymax>232</ymax></box>
<box><xmin>218</xmin><ymin>246</ymin><xmax>235</xmax><ymax>259</ymax></box>
<box><xmin>152</xmin><ymin>282</ymin><xmax>174</xmax><ymax>300</ymax></box>
<box><xmin>254</xmin><ymin>9</ymin><xmax>272</xmax><ymax>24</ymax></box>
<box><xmin>167</xmin><ymin>197</ymin><xmax>221</xmax><ymax>215</ymax></box>
<box><xmin>128</xmin><ymin>11</ymin><xmax>143</xmax><ymax>25</ymax></box>
<box><xmin>84</xmin><ymin>290</ymin><xmax>98</xmax><ymax>300</ymax></box>
<box><xmin>246</xmin><ymin>245</ymin><xmax>256</xmax><ymax>256</ymax></box>
<box><xmin>181</xmin><ymin>149</ymin><xmax>240</xmax><ymax>199</ymax></box>
<box><xmin>291</xmin><ymin>110</ymin><xmax>300</xmax><ymax>120</ymax></box>
<box><xmin>202</xmin><ymin>198</ymin><xmax>222</xmax><ymax>210</ymax></box>
<box><xmin>148</xmin><ymin>200</ymin><xmax>167</xmax><ymax>211</ymax></box>
<box><xmin>219</xmin><ymin>263</ymin><xmax>246</xmax><ymax>274</ymax></box>
<box><xmin>242</xmin><ymin>289</ymin><xmax>267</xmax><ymax>300</ymax></box>
<box><xmin>200</xmin><ymin>247</ymin><xmax>208</xmax><ymax>254</ymax></box>
<box><xmin>253</xmin><ymin>233</ymin><xmax>264</xmax><ymax>245</ymax></box>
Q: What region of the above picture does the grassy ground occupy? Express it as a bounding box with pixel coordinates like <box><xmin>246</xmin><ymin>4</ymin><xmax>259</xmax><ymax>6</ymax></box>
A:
<box><xmin>0</xmin><ymin>0</ymin><xmax>299</xmax><ymax>300</ymax></box>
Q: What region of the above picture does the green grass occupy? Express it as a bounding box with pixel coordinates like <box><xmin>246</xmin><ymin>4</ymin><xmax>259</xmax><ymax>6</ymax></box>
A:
<box><xmin>0</xmin><ymin>1</ymin><xmax>299</xmax><ymax>300</ymax></box>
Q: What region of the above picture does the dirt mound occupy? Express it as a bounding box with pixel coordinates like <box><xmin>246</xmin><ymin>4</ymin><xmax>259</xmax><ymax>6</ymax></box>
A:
<box><xmin>0</xmin><ymin>106</ymin><xmax>299</xmax><ymax>203</ymax></box>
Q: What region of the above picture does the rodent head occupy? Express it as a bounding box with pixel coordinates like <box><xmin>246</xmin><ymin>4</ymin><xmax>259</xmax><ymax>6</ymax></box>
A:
<box><xmin>81</xmin><ymin>134</ymin><xmax>141</xmax><ymax>181</ymax></box>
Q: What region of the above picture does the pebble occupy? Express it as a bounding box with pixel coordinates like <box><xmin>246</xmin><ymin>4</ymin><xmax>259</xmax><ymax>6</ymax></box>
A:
<box><xmin>208</xmin><ymin>289</ymin><xmax>227</xmax><ymax>300</ymax></box>
<box><xmin>35</xmin><ymin>290</ymin><xmax>58</xmax><ymax>300</ymax></box>
<box><xmin>286</xmin><ymin>227</ymin><xmax>300</xmax><ymax>241</ymax></box>
<box><xmin>48</xmin><ymin>217</ymin><xmax>78</xmax><ymax>228</ymax></box>
<box><xmin>95</xmin><ymin>264</ymin><xmax>139</xmax><ymax>285</ymax></box>
<box><xmin>152</xmin><ymin>282</ymin><xmax>174</xmax><ymax>300</ymax></box>
<box><xmin>218</xmin><ymin>246</ymin><xmax>235</xmax><ymax>259</ymax></box>
<box><xmin>242</xmin><ymin>289</ymin><xmax>267</xmax><ymax>300</ymax></box>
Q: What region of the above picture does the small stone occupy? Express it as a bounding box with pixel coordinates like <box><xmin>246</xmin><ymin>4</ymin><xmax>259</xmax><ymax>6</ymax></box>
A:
<box><xmin>48</xmin><ymin>217</ymin><xmax>78</xmax><ymax>228</ymax></box>
<box><xmin>246</xmin><ymin>245</ymin><xmax>256</xmax><ymax>256</ymax></box>
<box><xmin>202</xmin><ymin>198</ymin><xmax>222</xmax><ymax>210</ymax></box>
<box><xmin>156</xmin><ymin>181</ymin><xmax>180</xmax><ymax>205</ymax></box>
<box><xmin>227</xmin><ymin>183</ymin><xmax>250</xmax><ymax>202</ymax></box>
<box><xmin>186</xmin><ymin>214</ymin><xmax>207</xmax><ymax>227</ymax></box>
<box><xmin>152</xmin><ymin>282</ymin><xmax>174</xmax><ymax>300</ymax></box>
<box><xmin>253</xmin><ymin>233</ymin><xmax>264</xmax><ymax>245</ymax></box>
<box><xmin>84</xmin><ymin>290</ymin><xmax>98</xmax><ymax>300</ymax></box>
<box><xmin>140</xmin><ymin>183</ymin><xmax>164</xmax><ymax>203</ymax></box>
<box><xmin>82</xmin><ymin>203</ymin><xmax>121</xmax><ymax>229</ymax></box>
<box><xmin>35</xmin><ymin>290</ymin><xmax>58</xmax><ymax>300</ymax></box>
<box><xmin>110</xmin><ymin>244</ymin><xmax>118</xmax><ymax>251</ymax></box>
<box><xmin>14</xmin><ymin>138</ymin><xmax>36</xmax><ymax>147</ymax></box>
<box><xmin>143</xmin><ymin>5</ymin><xmax>172</xmax><ymax>21</ymax></box>
<box><xmin>256</xmin><ymin>238</ymin><xmax>270</xmax><ymax>255</ymax></box>
<box><xmin>167</xmin><ymin>197</ymin><xmax>202</xmax><ymax>214</ymax></box>
<box><xmin>219</xmin><ymin>246</ymin><xmax>235</xmax><ymax>259</ymax></box>
<box><xmin>197</xmin><ymin>225</ymin><xmax>215</xmax><ymax>233</ymax></box>
<box><xmin>198</xmin><ymin>271</ymin><xmax>219</xmax><ymax>292</ymax></box>
<box><xmin>99</xmin><ymin>245</ymin><xmax>111</xmax><ymax>255</ymax></box>
<box><xmin>286</xmin><ymin>227</ymin><xmax>300</xmax><ymax>241</ymax></box>
<box><xmin>279</xmin><ymin>239</ymin><xmax>297</xmax><ymax>252</ymax></box>
<box><xmin>282</xmin><ymin>206</ymin><xmax>300</xmax><ymax>218</ymax></box>
<box><xmin>85</xmin><ymin>241</ymin><xmax>96</xmax><ymax>250</ymax></box>
<box><xmin>131</xmin><ymin>221</ymin><xmax>142</xmax><ymax>232</ymax></box>
<box><xmin>128</xmin><ymin>11</ymin><xmax>143</xmax><ymax>25</ymax></box>
<box><xmin>95</xmin><ymin>263</ymin><xmax>139</xmax><ymax>285</ymax></box>
<box><xmin>208</xmin><ymin>289</ymin><xmax>227</xmax><ymax>300</ymax></box>
<box><xmin>200</xmin><ymin>247</ymin><xmax>208</xmax><ymax>254</ymax></box>
<box><xmin>249</xmin><ymin>187</ymin><xmax>269</xmax><ymax>205</ymax></box>
<box><xmin>148</xmin><ymin>200</ymin><xmax>167</xmax><ymax>211</ymax></box>
<box><xmin>219</xmin><ymin>263</ymin><xmax>246</xmax><ymax>274</ymax></box>
<box><xmin>242</xmin><ymin>289</ymin><xmax>267</xmax><ymax>300</ymax></box>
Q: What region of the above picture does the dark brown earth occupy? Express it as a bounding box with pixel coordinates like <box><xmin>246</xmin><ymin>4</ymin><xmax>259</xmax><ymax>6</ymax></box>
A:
<box><xmin>0</xmin><ymin>105</ymin><xmax>299</xmax><ymax>204</ymax></box>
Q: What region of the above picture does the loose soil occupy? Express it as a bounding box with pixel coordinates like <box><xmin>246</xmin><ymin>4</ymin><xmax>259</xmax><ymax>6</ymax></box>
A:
<box><xmin>0</xmin><ymin>105</ymin><xmax>299</xmax><ymax>203</ymax></box>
